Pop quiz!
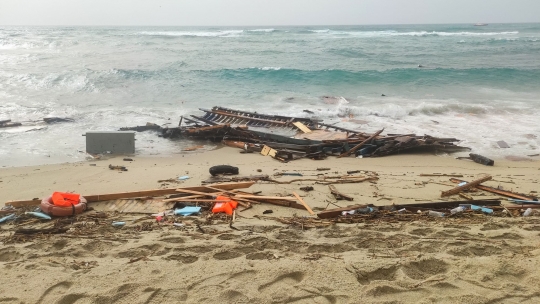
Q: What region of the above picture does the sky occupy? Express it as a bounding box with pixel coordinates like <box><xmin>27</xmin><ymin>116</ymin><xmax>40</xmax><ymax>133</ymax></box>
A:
<box><xmin>1</xmin><ymin>0</ymin><xmax>539</xmax><ymax>26</ymax></box>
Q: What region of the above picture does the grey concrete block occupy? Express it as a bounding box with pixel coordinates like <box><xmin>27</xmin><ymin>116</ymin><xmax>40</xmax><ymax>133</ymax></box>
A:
<box><xmin>85</xmin><ymin>131</ymin><xmax>135</xmax><ymax>154</ymax></box>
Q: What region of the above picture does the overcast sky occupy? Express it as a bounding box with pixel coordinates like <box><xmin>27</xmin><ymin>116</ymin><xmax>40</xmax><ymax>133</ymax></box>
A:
<box><xmin>1</xmin><ymin>0</ymin><xmax>539</xmax><ymax>26</ymax></box>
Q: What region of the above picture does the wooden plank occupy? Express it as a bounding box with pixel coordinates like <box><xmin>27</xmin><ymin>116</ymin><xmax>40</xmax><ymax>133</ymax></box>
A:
<box><xmin>317</xmin><ymin>204</ymin><xmax>369</xmax><ymax>219</ymax></box>
<box><xmin>175</xmin><ymin>189</ymin><xmax>222</xmax><ymax>196</ymax></box>
<box><xmin>328</xmin><ymin>185</ymin><xmax>354</xmax><ymax>201</ymax></box>
<box><xmin>338</xmin><ymin>128</ymin><xmax>384</xmax><ymax>157</ymax></box>
<box><xmin>449</xmin><ymin>178</ymin><xmax>535</xmax><ymax>201</ymax></box>
<box><xmin>163</xmin><ymin>194</ymin><xmax>210</xmax><ymax>202</ymax></box>
<box><xmin>419</xmin><ymin>174</ymin><xmax>464</xmax><ymax>177</ymax></box>
<box><xmin>233</xmin><ymin>195</ymin><xmax>296</xmax><ymax>201</ymax></box>
<box><xmin>292</xmin><ymin>121</ymin><xmax>312</xmax><ymax>133</ymax></box>
<box><xmin>441</xmin><ymin>175</ymin><xmax>492</xmax><ymax>197</ymax></box>
<box><xmin>293</xmin><ymin>192</ymin><xmax>315</xmax><ymax>215</ymax></box>
<box><xmin>5</xmin><ymin>182</ymin><xmax>255</xmax><ymax>207</ymax></box>
<box><xmin>4</xmin><ymin>199</ymin><xmax>41</xmax><ymax>208</ymax></box>
<box><xmin>260</xmin><ymin>145</ymin><xmax>277</xmax><ymax>157</ymax></box>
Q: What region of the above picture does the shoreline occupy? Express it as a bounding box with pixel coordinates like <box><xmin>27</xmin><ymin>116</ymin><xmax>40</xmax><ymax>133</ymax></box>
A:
<box><xmin>2</xmin><ymin>146</ymin><xmax>538</xmax><ymax>204</ymax></box>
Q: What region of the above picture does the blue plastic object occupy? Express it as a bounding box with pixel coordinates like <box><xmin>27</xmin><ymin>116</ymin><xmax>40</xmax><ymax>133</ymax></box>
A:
<box><xmin>112</xmin><ymin>221</ymin><xmax>125</xmax><ymax>227</ymax></box>
<box><xmin>468</xmin><ymin>204</ymin><xmax>493</xmax><ymax>214</ymax></box>
<box><xmin>174</xmin><ymin>206</ymin><xmax>202</xmax><ymax>216</ymax></box>
<box><xmin>178</xmin><ymin>176</ymin><xmax>190</xmax><ymax>181</ymax></box>
<box><xmin>25</xmin><ymin>212</ymin><xmax>51</xmax><ymax>220</ymax></box>
<box><xmin>0</xmin><ymin>214</ymin><xmax>16</xmax><ymax>224</ymax></box>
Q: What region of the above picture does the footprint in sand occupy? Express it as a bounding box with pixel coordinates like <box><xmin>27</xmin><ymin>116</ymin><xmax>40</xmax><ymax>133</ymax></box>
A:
<box><xmin>401</xmin><ymin>258</ymin><xmax>448</xmax><ymax>280</ymax></box>
<box><xmin>258</xmin><ymin>271</ymin><xmax>305</xmax><ymax>292</ymax></box>
<box><xmin>36</xmin><ymin>281</ymin><xmax>73</xmax><ymax>304</ymax></box>
<box><xmin>354</xmin><ymin>265</ymin><xmax>398</xmax><ymax>285</ymax></box>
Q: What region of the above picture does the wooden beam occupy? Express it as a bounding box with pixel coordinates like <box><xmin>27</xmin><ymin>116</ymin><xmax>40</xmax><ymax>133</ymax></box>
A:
<box><xmin>441</xmin><ymin>175</ymin><xmax>492</xmax><ymax>197</ymax></box>
<box><xmin>233</xmin><ymin>195</ymin><xmax>297</xmax><ymax>201</ymax></box>
<box><xmin>293</xmin><ymin>192</ymin><xmax>315</xmax><ymax>215</ymax></box>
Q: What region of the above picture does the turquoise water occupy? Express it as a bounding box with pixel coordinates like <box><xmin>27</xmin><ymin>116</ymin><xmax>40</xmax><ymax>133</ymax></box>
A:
<box><xmin>1</xmin><ymin>24</ymin><xmax>540</xmax><ymax>166</ymax></box>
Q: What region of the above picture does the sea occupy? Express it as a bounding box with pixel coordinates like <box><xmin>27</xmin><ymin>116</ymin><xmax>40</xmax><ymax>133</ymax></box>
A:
<box><xmin>1</xmin><ymin>23</ymin><xmax>540</xmax><ymax>167</ymax></box>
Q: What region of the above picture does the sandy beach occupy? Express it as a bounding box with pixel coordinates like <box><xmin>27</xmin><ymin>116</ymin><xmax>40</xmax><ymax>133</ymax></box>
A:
<box><xmin>1</xmin><ymin>147</ymin><xmax>540</xmax><ymax>303</ymax></box>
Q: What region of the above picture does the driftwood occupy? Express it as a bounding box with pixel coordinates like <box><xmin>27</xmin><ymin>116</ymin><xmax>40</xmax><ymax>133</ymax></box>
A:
<box><xmin>328</xmin><ymin>185</ymin><xmax>354</xmax><ymax>201</ymax></box>
<box><xmin>441</xmin><ymin>175</ymin><xmax>492</xmax><ymax>197</ymax></box>
<box><xmin>419</xmin><ymin>174</ymin><xmax>464</xmax><ymax>177</ymax></box>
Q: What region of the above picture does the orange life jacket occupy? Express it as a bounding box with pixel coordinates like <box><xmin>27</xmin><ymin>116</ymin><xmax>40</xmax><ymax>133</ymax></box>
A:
<box><xmin>52</xmin><ymin>192</ymin><xmax>80</xmax><ymax>207</ymax></box>
<box><xmin>212</xmin><ymin>196</ymin><xmax>238</xmax><ymax>215</ymax></box>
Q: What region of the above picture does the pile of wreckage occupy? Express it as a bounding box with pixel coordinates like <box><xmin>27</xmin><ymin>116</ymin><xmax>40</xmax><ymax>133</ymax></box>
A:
<box><xmin>121</xmin><ymin>106</ymin><xmax>471</xmax><ymax>161</ymax></box>
<box><xmin>2</xmin><ymin>169</ymin><xmax>539</xmax><ymax>243</ymax></box>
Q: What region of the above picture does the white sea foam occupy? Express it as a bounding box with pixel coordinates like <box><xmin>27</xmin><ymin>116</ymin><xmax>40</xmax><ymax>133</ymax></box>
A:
<box><xmin>137</xmin><ymin>30</ymin><xmax>244</xmax><ymax>37</ymax></box>
<box><xmin>310</xmin><ymin>29</ymin><xmax>330</xmax><ymax>33</ymax></box>
<box><xmin>315</xmin><ymin>30</ymin><xmax>520</xmax><ymax>38</ymax></box>
<box><xmin>259</xmin><ymin>67</ymin><xmax>281</xmax><ymax>71</ymax></box>
<box><xmin>247</xmin><ymin>28</ymin><xmax>275</xmax><ymax>32</ymax></box>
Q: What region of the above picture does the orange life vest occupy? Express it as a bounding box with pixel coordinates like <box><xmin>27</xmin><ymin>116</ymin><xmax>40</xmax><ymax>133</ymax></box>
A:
<box><xmin>51</xmin><ymin>192</ymin><xmax>80</xmax><ymax>207</ymax></box>
<box><xmin>212</xmin><ymin>196</ymin><xmax>238</xmax><ymax>215</ymax></box>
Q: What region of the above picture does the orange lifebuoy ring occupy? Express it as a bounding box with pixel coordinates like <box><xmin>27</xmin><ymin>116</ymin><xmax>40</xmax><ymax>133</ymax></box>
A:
<box><xmin>40</xmin><ymin>195</ymin><xmax>87</xmax><ymax>217</ymax></box>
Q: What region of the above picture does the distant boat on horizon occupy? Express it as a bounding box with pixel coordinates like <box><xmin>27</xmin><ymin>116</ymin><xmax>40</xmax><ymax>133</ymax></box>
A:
<box><xmin>474</xmin><ymin>23</ymin><xmax>488</xmax><ymax>26</ymax></box>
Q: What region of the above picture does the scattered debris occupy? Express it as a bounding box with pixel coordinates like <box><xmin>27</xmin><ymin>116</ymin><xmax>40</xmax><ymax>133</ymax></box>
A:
<box><xmin>300</xmin><ymin>186</ymin><xmax>314</xmax><ymax>192</ymax></box>
<box><xmin>109</xmin><ymin>164</ymin><xmax>128</xmax><ymax>171</ymax></box>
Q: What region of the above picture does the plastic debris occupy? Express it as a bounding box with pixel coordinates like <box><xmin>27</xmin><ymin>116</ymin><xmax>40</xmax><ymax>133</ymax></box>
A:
<box><xmin>174</xmin><ymin>206</ymin><xmax>202</xmax><ymax>216</ymax></box>
<box><xmin>0</xmin><ymin>214</ymin><xmax>16</xmax><ymax>224</ymax></box>
<box><xmin>428</xmin><ymin>210</ymin><xmax>444</xmax><ymax>217</ymax></box>
<box><xmin>177</xmin><ymin>175</ymin><xmax>190</xmax><ymax>181</ymax></box>
<box><xmin>112</xmin><ymin>221</ymin><xmax>125</xmax><ymax>227</ymax></box>
<box><xmin>356</xmin><ymin>207</ymin><xmax>373</xmax><ymax>214</ymax></box>
<box><xmin>523</xmin><ymin>208</ymin><xmax>533</xmax><ymax>217</ymax></box>
<box><xmin>450</xmin><ymin>206</ymin><xmax>465</xmax><ymax>214</ymax></box>
<box><xmin>25</xmin><ymin>212</ymin><xmax>52</xmax><ymax>220</ymax></box>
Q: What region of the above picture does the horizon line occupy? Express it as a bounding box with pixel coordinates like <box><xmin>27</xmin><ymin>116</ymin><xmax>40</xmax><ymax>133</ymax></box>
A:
<box><xmin>1</xmin><ymin>22</ymin><xmax>539</xmax><ymax>27</ymax></box>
